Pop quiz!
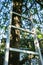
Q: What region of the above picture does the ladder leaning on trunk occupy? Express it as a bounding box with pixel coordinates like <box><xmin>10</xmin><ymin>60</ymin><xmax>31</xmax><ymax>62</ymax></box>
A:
<box><xmin>4</xmin><ymin>10</ymin><xmax>43</xmax><ymax>65</ymax></box>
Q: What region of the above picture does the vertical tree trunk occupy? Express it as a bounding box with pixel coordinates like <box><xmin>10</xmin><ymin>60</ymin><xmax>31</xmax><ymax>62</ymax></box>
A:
<box><xmin>9</xmin><ymin>0</ymin><xmax>23</xmax><ymax>65</ymax></box>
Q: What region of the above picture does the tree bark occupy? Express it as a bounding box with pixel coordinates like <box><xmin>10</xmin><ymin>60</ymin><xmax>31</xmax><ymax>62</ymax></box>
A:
<box><xmin>9</xmin><ymin>0</ymin><xmax>23</xmax><ymax>65</ymax></box>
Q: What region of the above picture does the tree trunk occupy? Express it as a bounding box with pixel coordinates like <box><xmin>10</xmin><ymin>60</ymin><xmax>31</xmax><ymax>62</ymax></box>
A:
<box><xmin>9</xmin><ymin>0</ymin><xmax>23</xmax><ymax>65</ymax></box>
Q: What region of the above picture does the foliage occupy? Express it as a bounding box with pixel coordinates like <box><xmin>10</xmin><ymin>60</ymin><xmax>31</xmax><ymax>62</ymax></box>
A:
<box><xmin>0</xmin><ymin>0</ymin><xmax>43</xmax><ymax>64</ymax></box>
<box><xmin>0</xmin><ymin>0</ymin><xmax>12</xmax><ymax>53</ymax></box>
<box><xmin>21</xmin><ymin>0</ymin><xmax>43</xmax><ymax>49</ymax></box>
<box><xmin>20</xmin><ymin>0</ymin><xmax>43</xmax><ymax>64</ymax></box>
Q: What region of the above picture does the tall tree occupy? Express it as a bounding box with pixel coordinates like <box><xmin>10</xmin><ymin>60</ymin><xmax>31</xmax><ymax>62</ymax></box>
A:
<box><xmin>9</xmin><ymin>0</ymin><xmax>23</xmax><ymax>65</ymax></box>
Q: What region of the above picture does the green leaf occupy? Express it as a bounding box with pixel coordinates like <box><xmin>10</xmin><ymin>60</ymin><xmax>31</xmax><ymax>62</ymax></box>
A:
<box><xmin>29</xmin><ymin>0</ymin><xmax>32</xmax><ymax>3</ymax></box>
<box><xmin>37</xmin><ymin>34</ymin><xmax>43</xmax><ymax>39</ymax></box>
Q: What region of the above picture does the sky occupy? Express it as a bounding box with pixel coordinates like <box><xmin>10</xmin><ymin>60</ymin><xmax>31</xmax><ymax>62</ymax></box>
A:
<box><xmin>0</xmin><ymin>0</ymin><xmax>43</xmax><ymax>41</ymax></box>
<box><xmin>0</xmin><ymin>0</ymin><xmax>12</xmax><ymax>40</ymax></box>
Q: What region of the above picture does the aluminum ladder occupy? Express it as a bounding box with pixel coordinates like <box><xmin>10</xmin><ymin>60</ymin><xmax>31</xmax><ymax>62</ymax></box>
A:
<box><xmin>4</xmin><ymin>11</ymin><xmax>43</xmax><ymax>65</ymax></box>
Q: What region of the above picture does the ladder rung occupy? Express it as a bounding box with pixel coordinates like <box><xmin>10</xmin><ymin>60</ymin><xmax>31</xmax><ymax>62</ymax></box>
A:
<box><xmin>10</xmin><ymin>47</ymin><xmax>39</xmax><ymax>55</ymax></box>
<box><xmin>9</xmin><ymin>25</ymin><xmax>34</xmax><ymax>34</ymax></box>
<box><xmin>0</xmin><ymin>48</ymin><xmax>43</xmax><ymax>53</ymax></box>
<box><xmin>11</xmin><ymin>11</ymin><xmax>31</xmax><ymax>21</ymax></box>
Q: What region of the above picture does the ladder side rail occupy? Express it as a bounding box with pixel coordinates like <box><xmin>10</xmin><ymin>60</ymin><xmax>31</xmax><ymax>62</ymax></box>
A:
<box><xmin>30</xmin><ymin>15</ymin><xmax>43</xmax><ymax>65</ymax></box>
<box><xmin>4</xmin><ymin>11</ymin><xmax>12</xmax><ymax>65</ymax></box>
<box><xmin>34</xmin><ymin>33</ymin><xmax>43</xmax><ymax>65</ymax></box>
